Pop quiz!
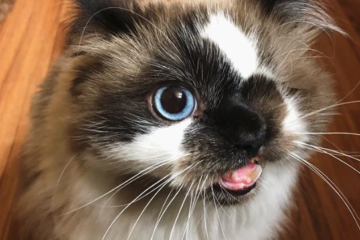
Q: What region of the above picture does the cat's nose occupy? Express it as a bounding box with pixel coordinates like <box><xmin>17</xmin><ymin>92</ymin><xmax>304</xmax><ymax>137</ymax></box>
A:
<box><xmin>214</xmin><ymin>102</ymin><xmax>267</xmax><ymax>157</ymax></box>
<box><xmin>230</xmin><ymin>106</ymin><xmax>266</xmax><ymax>156</ymax></box>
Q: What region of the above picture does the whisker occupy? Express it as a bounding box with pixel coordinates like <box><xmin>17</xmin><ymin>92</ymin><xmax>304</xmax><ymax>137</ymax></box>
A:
<box><xmin>101</xmin><ymin>176</ymin><xmax>170</xmax><ymax>240</ymax></box>
<box><xmin>195</xmin><ymin>176</ymin><xmax>210</xmax><ymax>237</ymax></box>
<box><xmin>188</xmin><ymin>175</ymin><xmax>210</xmax><ymax>239</ymax></box>
<box><xmin>126</xmin><ymin>178</ymin><xmax>173</xmax><ymax>240</ymax></box>
<box><xmin>322</xmin><ymin>136</ymin><xmax>360</xmax><ymax>156</ymax></box>
<box><xmin>169</xmin><ymin>182</ymin><xmax>194</xmax><ymax>240</ymax></box>
<box><xmin>295</xmin><ymin>141</ymin><xmax>360</xmax><ymax>162</ymax></box>
<box><xmin>289</xmin><ymin>152</ymin><xmax>360</xmax><ymax>228</ymax></box>
<box><xmin>62</xmin><ymin>159</ymin><xmax>171</xmax><ymax>215</ymax></box>
<box><xmin>182</xmin><ymin>175</ymin><xmax>204</xmax><ymax>240</ymax></box>
<box><xmin>211</xmin><ymin>186</ymin><xmax>228</xmax><ymax>240</ymax></box>
<box><xmin>337</xmin><ymin>79</ymin><xmax>360</xmax><ymax>103</ymax></box>
<box><xmin>296</xmin><ymin>132</ymin><xmax>360</xmax><ymax>137</ymax></box>
<box><xmin>150</xmin><ymin>186</ymin><xmax>183</xmax><ymax>240</ymax></box>
<box><xmin>212</xmin><ymin>189</ymin><xmax>231</xmax><ymax>219</ymax></box>
<box><xmin>150</xmin><ymin>162</ymin><xmax>203</xmax><ymax>239</ymax></box>
<box><xmin>296</xmin><ymin>143</ymin><xmax>360</xmax><ymax>175</ymax></box>
<box><xmin>183</xmin><ymin>190</ymin><xmax>195</xmax><ymax>240</ymax></box>
<box><xmin>158</xmin><ymin>188</ymin><xmax>174</xmax><ymax>221</ymax></box>
<box><xmin>219</xmin><ymin>185</ymin><xmax>241</xmax><ymax>209</ymax></box>
<box><xmin>104</xmin><ymin>175</ymin><xmax>175</xmax><ymax>208</ymax></box>
<box><xmin>51</xmin><ymin>153</ymin><xmax>77</xmax><ymax>209</ymax></box>
<box><xmin>101</xmin><ymin>163</ymin><xmax>197</xmax><ymax>240</ymax></box>
<box><xmin>202</xmin><ymin>176</ymin><xmax>210</xmax><ymax>240</ymax></box>
<box><xmin>288</xmin><ymin>100</ymin><xmax>360</xmax><ymax>126</ymax></box>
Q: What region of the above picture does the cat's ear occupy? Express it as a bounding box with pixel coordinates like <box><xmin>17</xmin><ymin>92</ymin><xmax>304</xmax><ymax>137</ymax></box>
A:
<box><xmin>259</xmin><ymin>0</ymin><xmax>343</xmax><ymax>35</ymax></box>
<box><xmin>69</xmin><ymin>0</ymin><xmax>143</xmax><ymax>39</ymax></box>
<box><xmin>259</xmin><ymin>0</ymin><xmax>312</xmax><ymax>17</ymax></box>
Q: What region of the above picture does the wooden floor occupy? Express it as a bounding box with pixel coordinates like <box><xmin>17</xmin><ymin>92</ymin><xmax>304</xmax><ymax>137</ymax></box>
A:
<box><xmin>0</xmin><ymin>0</ymin><xmax>360</xmax><ymax>239</ymax></box>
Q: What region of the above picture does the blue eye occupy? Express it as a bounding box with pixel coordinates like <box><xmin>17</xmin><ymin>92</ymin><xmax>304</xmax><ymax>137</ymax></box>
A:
<box><xmin>153</xmin><ymin>84</ymin><xmax>196</xmax><ymax>121</ymax></box>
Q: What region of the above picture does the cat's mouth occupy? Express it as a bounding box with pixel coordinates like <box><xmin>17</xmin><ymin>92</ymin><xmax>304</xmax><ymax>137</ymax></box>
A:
<box><xmin>204</xmin><ymin>157</ymin><xmax>263</xmax><ymax>205</ymax></box>
<box><xmin>214</xmin><ymin>157</ymin><xmax>263</xmax><ymax>200</ymax></box>
<box><xmin>219</xmin><ymin>158</ymin><xmax>262</xmax><ymax>192</ymax></box>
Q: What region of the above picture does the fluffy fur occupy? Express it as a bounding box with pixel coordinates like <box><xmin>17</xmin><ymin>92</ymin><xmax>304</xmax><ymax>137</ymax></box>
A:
<box><xmin>17</xmin><ymin>0</ymin><xmax>340</xmax><ymax>239</ymax></box>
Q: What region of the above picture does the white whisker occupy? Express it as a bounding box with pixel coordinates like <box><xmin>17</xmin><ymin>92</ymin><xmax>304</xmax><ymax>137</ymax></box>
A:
<box><xmin>169</xmin><ymin>182</ymin><xmax>194</xmax><ymax>240</ymax></box>
<box><xmin>102</xmin><ymin>163</ymin><xmax>199</xmax><ymax>240</ymax></box>
<box><xmin>62</xmin><ymin>159</ymin><xmax>171</xmax><ymax>215</ymax></box>
<box><xmin>219</xmin><ymin>185</ymin><xmax>241</xmax><ymax>210</ymax></box>
<box><xmin>296</xmin><ymin>142</ymin><xmax>360</xmax><ymax>175</ymax></box>
<box><xmin>322</xmin><ymin>136</ymin><xmax>360</xmax><ymax>156</ymax></box>
<box><xmin>337</xmin><ymin>80</ymin><xmax>360</xmax><ymax>103</ymax></box>
<box><xmin>296</xmin><ymin>132</ymin><xmax>360</xmax><ymax>137</ymax></box>
<box><xmin>202</xmin><ymin>176</ymin><xmax>210</xmax><ymax>240</ymax></box>
<box><xmin>289</xmin><ymin>100</ymin><xmax>360</xmax><ymax>126</ymax></box>
<box><xmin>126</xmin><ymin>178</ymin><xmax>172</xmax><ymax>240</ymax></box>
<box><xmin>182</xmin><ymin>175</ymin><xmax>203</xmax><ymax>240</ymax></box>
<box><xmin>51</xmin><ymin>154</ymin><xmax>77</xmax><ymax>209</ymax></box>
<box><xmin>211</xmin><ymin>186</ymin><xmax>228</xmax><ymax>240</ymax></box>
<box><xmin>150</xmin><ymin>186</ymin><xmax>183</xmax><ymax>240</ymax></box>
<box><xmin>295</xmin><ymin>141</ymin><xmax>360</xmax><ymax>163</ymax></box>
<box><xmin>289</xmin><ymin>152</ymin><xmax>360</xmax><ymax>228</ymax></box>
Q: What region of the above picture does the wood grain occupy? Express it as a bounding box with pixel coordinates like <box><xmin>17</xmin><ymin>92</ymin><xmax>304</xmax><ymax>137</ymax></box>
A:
<box><xmin>0</xmin><ymin>0</ymin><xmax>359</xmax><ymax>239</ymax></box>
<box><xmin>0</xmin><ymin>0</ymin><xmax>66</xmax><ymax>239</ymax></box>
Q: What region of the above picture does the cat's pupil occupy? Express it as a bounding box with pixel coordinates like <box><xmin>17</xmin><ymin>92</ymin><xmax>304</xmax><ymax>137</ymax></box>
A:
<box><xmin>160</xmin><ymin>87</ymin><xmax>187</xmax><ymax>114</ymax></box>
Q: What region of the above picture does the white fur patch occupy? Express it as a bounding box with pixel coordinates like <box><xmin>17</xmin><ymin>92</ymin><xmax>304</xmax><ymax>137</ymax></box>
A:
<box><xmin>283</xmin><ymin>97</ymin><xmax>308</xmax><ymax>142</ymax></box>
<box><xmin>201</xmin><ymin>13</ymin><xmax>259</xmax><ymax>79</ymax></box>
<box><xmin>109</xmin><ymin>119</ymin><xmax>192</xmax><ymax>166</ymax></box>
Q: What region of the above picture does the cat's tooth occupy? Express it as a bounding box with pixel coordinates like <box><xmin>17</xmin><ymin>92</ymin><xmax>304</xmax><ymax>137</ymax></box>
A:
<box><xmin>249</xmin><ymin>165</ymin><xmax>262</xmax><ymax>180</ymax></box>
<box><xmin>231</xmin><ymin>170</ymin><xmax>238</xmax><ymax>181</ymax></box>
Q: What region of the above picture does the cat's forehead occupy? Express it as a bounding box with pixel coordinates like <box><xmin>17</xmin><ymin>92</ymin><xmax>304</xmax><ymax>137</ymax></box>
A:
<box><xmin>199</xmin><ymin>12</ymin><xmax>272</xmax><ymax>80</ymax></box>
<box><xmin>137</xmin><ymin>8</ymin><xmax>275</xmax><ymax>87</ymax></box>
<box><xmin>136</xmin><ymin>10</ymin><xmax>273</xmax><ymax>94</ymax></box>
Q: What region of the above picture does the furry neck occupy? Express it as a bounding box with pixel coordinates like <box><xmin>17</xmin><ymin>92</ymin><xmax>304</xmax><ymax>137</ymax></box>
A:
<box><xmin>52</xmin><ymin>156</ymin><xmax>299</xmax><ymax>240</ymax></box>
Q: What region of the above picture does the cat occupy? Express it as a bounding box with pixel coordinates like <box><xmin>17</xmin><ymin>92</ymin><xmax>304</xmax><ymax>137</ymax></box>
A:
<box><xmin>17</xmin><ymin>0</ymin><xmax>342</xmax><ymax>239</ymax></box>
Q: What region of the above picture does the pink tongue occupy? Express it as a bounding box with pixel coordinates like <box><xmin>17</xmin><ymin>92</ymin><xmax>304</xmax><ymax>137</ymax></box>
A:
<box><xmin>220</xmin><ymin>163</ymin><xmax>262</xmax><ymax>191</ymax></box>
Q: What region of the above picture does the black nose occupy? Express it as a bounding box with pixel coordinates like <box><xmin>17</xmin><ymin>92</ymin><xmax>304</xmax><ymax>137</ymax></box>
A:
<box><xmin>232</xmin><ymin>107</ymin><xmax>266</xmax><ymax>156</ymax></box>
<box><xmin>213</xmin><ymin>101</ymin><xmax>267</xmax><ymax>157</ymax></box>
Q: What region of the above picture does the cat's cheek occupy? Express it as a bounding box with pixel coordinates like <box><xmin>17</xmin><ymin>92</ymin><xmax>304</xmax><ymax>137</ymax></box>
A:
<box><xmin>105</xmin><ymin>119</ymin><xmax>193</xmax><ymax>170</ymax></box>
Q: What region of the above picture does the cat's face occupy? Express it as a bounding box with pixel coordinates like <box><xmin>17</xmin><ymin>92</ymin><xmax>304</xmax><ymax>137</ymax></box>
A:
<box><xmin>68</xmin><ymin>0</ymin><xmax>337</xmax><ymax>205</ymax></box>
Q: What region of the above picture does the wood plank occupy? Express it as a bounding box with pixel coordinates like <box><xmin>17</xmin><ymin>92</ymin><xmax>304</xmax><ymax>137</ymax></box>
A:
<box><xmin>0</xmin><ymin>0</ymin><xmax>65</xmax><ymax>239</ymax></box>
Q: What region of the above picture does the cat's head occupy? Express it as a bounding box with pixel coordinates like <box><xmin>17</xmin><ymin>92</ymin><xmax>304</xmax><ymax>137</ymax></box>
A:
<box><xmin>65</xmin><ymin>0</ymin><xmax>339</xmax><ymax>204</ymax></box>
